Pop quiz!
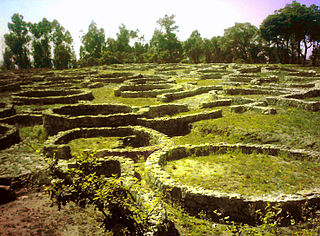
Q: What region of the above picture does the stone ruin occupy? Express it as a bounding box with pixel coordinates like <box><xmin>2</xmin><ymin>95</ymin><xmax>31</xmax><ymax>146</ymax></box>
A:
<box><xmin>0</xmin><ymin>63</ymin><xmax>320</xmax><ymax>229</ymax></box>
<box><xmin>146</xmin><ymin>143</ymin><xmax>320</xmax><ymax>225</ymax></box>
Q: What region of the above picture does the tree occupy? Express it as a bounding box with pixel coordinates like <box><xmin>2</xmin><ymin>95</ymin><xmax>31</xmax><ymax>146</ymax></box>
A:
<box><xmin>260</xmin><ymin>1</ymin><xmax>320</xmax><ymax>65</ymax></box>
<box><xmin>52</xmin><ymin>20</ymin><xmax>74</xmax><ymax>69</ymax></box>
<box><xmin>30</xmin><ymin>18</ymin><xmax>53</xmax><ymax>68</ymax></box>
<box><xmin>223</xmin><ymin>22</ymin><xmax>260</xmax><ymax>63</ymax></box>
<box><xmin>203</xmin><ymin>36</ymin><xmax>224</xmax><ymax>63</ymax></box>
<box><xmin>149</xmin><ymin>14</ymin><xmax>183</xmax><ymax>63</ymax></box>
<box><xmin>183</xmin><ymin>30</ymin><xmax>204</xmax><ymax>63</ymax></box>
<box><xmin>4</xmin><ymin>13</ymin><xmax>31</xmax><ymax>69</ymax></box>
<box><xmin>80</xmin><ymin>21</ymin><xmax>106</xmax><ymax>65</ymax></box>
<box><xmin>103</xmin><ymin>24</ymin><xmax>141</xmax><ymax>64</ymax></box>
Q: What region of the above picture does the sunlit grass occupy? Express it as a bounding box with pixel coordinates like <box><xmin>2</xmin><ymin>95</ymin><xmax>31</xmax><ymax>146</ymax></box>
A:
<box><xmin>164</xmin><ymin>151</ymin><xmax>320</xmax><ymax>196</ymax></box>
<box><xmin>172</xmin><ymin>107</ymin><xmax>320</xmax><ymax>151</ymax></box>
<box><xmin>69</xmin><ymin>136</ymin><xmax>123</xmax><ymax>155</ymax></box>
<box><xmin>91</xmin><ymin>85</ymin><xmax>162</xmax><ymax>107</ymax></box>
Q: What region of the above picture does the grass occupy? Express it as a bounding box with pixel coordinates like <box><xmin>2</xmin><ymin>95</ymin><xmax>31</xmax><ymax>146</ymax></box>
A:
<box><xmin>164</xmin><ymin>151</ymin><xmax>320</xmax><ymax>196</ymax></box>
<box><xmin>0</xmin><ymin>125</ymin><xmax>46</xmax><ymax>176</ymax></box>
<box><xmin>172</xmin><ymin>107</ymin><xmax>320</xmax><ymax>151</ymax></box>
<box><xmin>91</xmin><ymin>85</ymin><xmax>162</xmax><ymax>107</ymax></box>
<box><xmin>69</xmin><ymin>136</ymin><xmax>124</xmax><ymax>155</ymax></box>
<box><xmin>305</xmin><ymin>97</ymin><xmax>320</xmax><ymax>102</ymax></box>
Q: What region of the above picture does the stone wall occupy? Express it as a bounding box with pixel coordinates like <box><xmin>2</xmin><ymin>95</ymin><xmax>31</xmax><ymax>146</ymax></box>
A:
<box><xmin>0</xmin><ymin>104</ymin><xmax>16</xmax><ymax>118</ymax></box>
<box><xmin>12</xmin><ymin>89</ymin><xmax>94</xmax><ymax>105</ymax></box>
<box><xmin>138</xmin><ymin>104</ymin><xmax>189</xmax><ymax>118</ymax></box>
<box><xmin>200</xmin><ymin>99</ymin><xmax>232</xmax><ymax>108</ymax></box>
<box><xmin>0</xmin><ymin>114</ymin><xmax>43</xmax><ymax>126</ymax></box>
<box><xmin>158</xmin><ymin>86</ymin><xmax>223</xmax><ymax>102</ymax></box>
<box><xmin>224</xmin><ymin>88</ymin><xmax>285</xmax><ymax>96</ymax></box>
<box><xmin>0</xmin><ymin>123</ymin><xmax>20</xmax><ymax>150</ymax></box>
<box><xmin>43</xmin><ymin>126</ymin><xmax>172</xmax><ymax>161</ymax></box>
<box><xmin>266</xmin><ymin>88</ymin><xmax>320</xmax><ymax>111</ymax></box>
<box><xmin>43</xmin><ymin>103</ymin><xmax>139</xmax><ymax>136</ymax></box>
<box><xmin>137</xmin><ymin>109</ymin><xmax>222</xmax><ymax>136</ymax></box>
<box><xmin>145</xmin><ymin>143</ymin><xmax>320</xmax><ymax>225</ymax></box>
<box><xmin>114</xmin><ymin>84</ymin><xmax>183</xmax><ymax>98</ymax></box>
<box><xmin>231</xmin><ymin>102</ymin><xmax>277</xmax><ymax>115</ymax></box>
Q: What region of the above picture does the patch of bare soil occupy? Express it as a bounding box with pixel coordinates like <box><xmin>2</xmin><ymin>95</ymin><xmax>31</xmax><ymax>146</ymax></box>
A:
<box><xmin>0</xmin><ymin>187</ymin><xmax>108</xmax><ymax>236</ymax></box>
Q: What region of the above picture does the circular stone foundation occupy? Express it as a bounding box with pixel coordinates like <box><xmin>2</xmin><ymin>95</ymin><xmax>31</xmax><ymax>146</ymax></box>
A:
<box><xmin>43</xmin><ymin>126</ymin><xmax>173</xmax><ymax>161</ymax></box>
<box><xmin>43</xmin><ymin>103</ymin><xmax>140</xmax><ymax>136</ymax></box>
<box><xmin>146</xmin><ymin>143</ymin><xmax>320</xmax><ymax>225</ymax></box>
<box><xmin>114</xmin><ymin>83</ymin><xmax>183</xmax><ymax>98</ymax></box>
<box><xmin>0</xmin><ymin>123</ymin><xmax>20</xmax><ymax>150</ymax></box>
<box><xmin>12</xmin><ymin>89</ymin><xmax>94</xmax><ymax>105</ymax></box>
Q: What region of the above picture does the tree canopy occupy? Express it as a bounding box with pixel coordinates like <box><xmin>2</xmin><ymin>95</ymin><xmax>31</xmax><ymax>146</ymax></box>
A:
<box><xmin>3</xmin><ymin>2</ymin><xmax>320</xmax><ymax>69</ymax></box>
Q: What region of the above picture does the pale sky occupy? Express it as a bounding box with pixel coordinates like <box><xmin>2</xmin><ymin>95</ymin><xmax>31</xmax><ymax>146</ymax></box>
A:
<box><xmin>0</xmin><ymin>0</ymin><xmax>319</xmax><ymax>59</ymax></box>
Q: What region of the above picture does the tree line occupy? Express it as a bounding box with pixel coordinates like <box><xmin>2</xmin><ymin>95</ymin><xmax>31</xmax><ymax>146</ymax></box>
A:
<box><xmin>2</xmin><ymin>1</ymin><xmax>320</xmax><ymax>70</ymax></box>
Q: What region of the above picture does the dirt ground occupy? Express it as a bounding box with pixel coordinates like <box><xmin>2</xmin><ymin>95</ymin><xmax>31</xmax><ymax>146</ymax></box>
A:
<box><xmin>0</xmin><ymin>186</ymin><xmax>108</xmax><ymax>236</ymax></box>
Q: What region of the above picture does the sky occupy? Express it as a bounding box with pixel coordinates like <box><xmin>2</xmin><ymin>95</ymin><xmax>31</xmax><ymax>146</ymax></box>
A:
<box><xmin>0</xmin><ymin>0</ymin><xmax>319</xmax><ymax>59</ymax></box>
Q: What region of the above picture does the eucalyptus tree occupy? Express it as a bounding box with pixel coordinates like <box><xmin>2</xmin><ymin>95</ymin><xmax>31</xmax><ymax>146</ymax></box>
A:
<box><xmin>30</xmin><ymin>17</ymin><xmax>53</xmax><ymax>68</ymax></box>
<box><xmin>80</xmin><ymin>21</ymin><xmax>106</xmax><ymax>66</ymax></box>
<box><xmin>149</xmin><ymin>14</ymin><xmax>183</xmax><ymax>63</ymax></box>
<box><xmin>183</xmin><ymin>30</ymin><xmax>204</xmax><ymax>63</ymax></box>
<box><xmin>4</xmin><ymin>13</ymin><xmax>31</xmax><ymax>69</ymax></box>
<box><xmin>52</xmin><ymin>20</ymin><xmax>74</xmax><ymax>69</ymax></box>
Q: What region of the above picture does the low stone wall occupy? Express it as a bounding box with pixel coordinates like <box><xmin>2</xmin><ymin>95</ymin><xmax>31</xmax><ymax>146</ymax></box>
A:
<box><xmin>0</xmin><ymin>104</ymin><xmax>16</xmax><ymax>118</ymax></box>
<box><xmin>224</xmin><ymin>88</ymin><xmax>285</xmax><ymax>96</ymax></box>
<box><xmin>250</xmin><ymin>76</ymin><xmax>279</xmax><ymax>85</ymax></box>
<box><xmin>126</xmin><ymin>77</ymin><xmax>176</xmax><ymax>85</ymax></box>
<box><xmin>138</xmin><ymin>104</ymin><xmax>189</xmax><ymax>118</ymax></box>
<box><xmin>266</xmin><ymin>89</ymin><xmax>320</xmax><ymax>111</ymax></box>
<box><xmin>145</xmin><ymin>143</ymin><xmax>320</xmax><ymax>225</ymax></box>
<box><xmin>0</xmin><ymin>123</ymin><xmax>20</xmax><ymax>150</ymax></box>
<box><xmin>43</xmin><ymin>103</ymin><xmax>139</xmax><ymax>136</ymax></box>
<box><xmin>0</xmin><ymin>82</ymin><xmax>21</xmax><ymax>92</ymax></box>
<box><xmin>231</xmin><ymin>102</ymin><xmax>277</xmax><ymax>115</ymax></box>
<box><xmin>96</xmin><ymin>72</ymin><xmax>134</xmax><ymax>78</ymax></box>
<box><xmin>287</xmin><ymin>70</ymin><xmax>317</xmax><ymax>77</ymax></box>
<box><xmin>199</xmin><ymin>73</ymin><xmax>226</xmax><ymax>80</ymax></box>
<box><xmin>0</xmin><ymin>113</ymin><xmax>43</xmax><ymax>126</ymax></box>
<box><xmin>12</xmin><ymin>89</ymin><xmax>94</xmax><ymax>105</ymax></box>
<box><xmin>114</xmin><ymin>84</ymin><xmax>182</xmax><ymax>98</ymax></box>
<box><xmin>237</xmin><ymin>66</ymin><xmax>261</xmax><ymax>73</ymax></box>
<box><xmin>283</xmin><ymin>88</ymin><xmax>320</xmax><ymax>99</ymax></box>
<box><xmin>158</xmin><ymin>86</ymin><xmax>223</xmax><ymax>102</ymax></box>
<box><xmin>137</xmin><ymin>109</ymin><xmax>222</xmax><ymax>136</ymax></box>
<box><xmin>43</xmin><ymin>126</ymin><xmax>172</xmax><ymax>161</ymax></box>
<box><xmin>89</xmin><ymin>73</ymin><xmax>143</xmax><ymax>84</ymax></box>
<box><xmin>284</xmin><ymin>76</ymin><xmax>320</xmax><ymax>82</ymax></box>
<box><xmin>227</xmin><ymin>74</ymin><xmax>259</xmax><ymax>83</ymax></box>
<box><xmin>200</xmin><ymin>99</ymin><xmax>232</xmax><ymax>108</ymax></box>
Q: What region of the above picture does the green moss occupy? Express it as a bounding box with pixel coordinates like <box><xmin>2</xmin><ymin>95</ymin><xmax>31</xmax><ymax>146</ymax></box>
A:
<box><xmin>164</xmin><ymin>151</ymin><xmax>320</xmax><ymax>196</ymax></box>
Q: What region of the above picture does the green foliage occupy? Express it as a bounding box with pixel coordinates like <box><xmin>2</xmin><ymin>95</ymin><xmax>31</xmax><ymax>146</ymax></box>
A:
<box><xmin>223</xmin><ymin>22</ymin><xmax>261</xmax><ymax>63</ymax></box>
<box><xmin>149</xmin><ymin>14</ymin><xmax>183</xmax><ymax>63</ymax></box>
<box><xmin>80</xmin><ymin>21</ymin><xmax>106</xmax><ymax>66</ymax></box>
<box><xmin>47</xmin><ymin>153</ymin><xmax>152</xmax><ymax>234</ymax></box>
<box><xmin>30</xmin><ymin>18</ymin><xmax>53</xmax><ymax>68</ymax></box>
<box><xmin>3</xmin><ymin>48</ymin><xmax>14</xmax><ymax>70</ymax></box>
<box><xmin>53</xmin><ymin>44</ymin><xmax>73</xmax><ymax>69</ymax></box>
<box><xmin>4</xmin><ymin>13</ymin><xmax>31</xmax><ymax>69</ymax></box>
<box><xmin>183</xmin><ymin>30</ymin><xmax>204</xmax><ymax>63</ymax></box>
<box><xmin>260</xmin><ymin>1</ymin><xmax>320</xmax><ymax>65</ymax></box>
